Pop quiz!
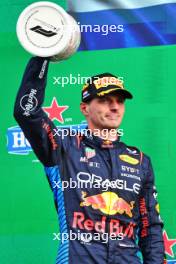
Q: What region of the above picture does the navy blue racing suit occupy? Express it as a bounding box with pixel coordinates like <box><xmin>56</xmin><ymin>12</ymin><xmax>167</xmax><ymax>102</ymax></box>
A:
<box><xmin>14</xmin><ymin>57</ymin><xmax>166</xmax><ymax>264</ymax></box>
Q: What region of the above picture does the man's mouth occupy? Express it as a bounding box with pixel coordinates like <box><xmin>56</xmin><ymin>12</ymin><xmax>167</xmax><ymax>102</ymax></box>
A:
<box><xmin>106</xmin><ymin>115</ymin><xmax>120</xmax><ymax>120</ymax></box>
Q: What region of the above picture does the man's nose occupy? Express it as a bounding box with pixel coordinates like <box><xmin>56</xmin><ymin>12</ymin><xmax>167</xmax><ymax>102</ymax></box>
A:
<box><xmin>110</xmin><ymin>100</ymin><xmax>120</xmax><ymax>111</ymax></box>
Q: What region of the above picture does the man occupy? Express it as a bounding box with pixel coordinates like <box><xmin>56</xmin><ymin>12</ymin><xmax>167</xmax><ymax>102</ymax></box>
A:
<box><xmin>14</xmin><ymin>57</ymin><xmax>166</xmax><ymax>264</ymax></box>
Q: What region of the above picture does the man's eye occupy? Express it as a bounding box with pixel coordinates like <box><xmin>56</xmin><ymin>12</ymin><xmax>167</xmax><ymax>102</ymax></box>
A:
<box><xmin>118</xmin><ymin>99</ymin><xmax>124</xmax><ymax>104</ymax></box>
<box><xmin>99</xmin><ymin>98</ymin><xmax>107</xmax><ymax>103</ymax></box>
<box><xmin>117</xmin><ymin>97</ymin><xmax>125</xmax><ymax>104</ymax></box>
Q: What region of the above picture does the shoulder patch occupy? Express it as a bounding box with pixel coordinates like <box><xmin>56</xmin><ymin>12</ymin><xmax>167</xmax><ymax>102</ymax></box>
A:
<box><xmin>126</xmin><ymin>146</ymin><xmax>140</xmax><ymax>156</ymax></box>
<box><xmin>119</xmin><ymin>154</ymin><xmax>139</xmax><ymax>165</ymax></box>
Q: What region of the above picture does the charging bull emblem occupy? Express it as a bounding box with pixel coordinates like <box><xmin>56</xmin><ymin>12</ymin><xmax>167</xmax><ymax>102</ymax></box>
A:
<box><xmin>80</xmin><ymin>191</ymin><xmax>134</xmax><ymax>217</ymax></box>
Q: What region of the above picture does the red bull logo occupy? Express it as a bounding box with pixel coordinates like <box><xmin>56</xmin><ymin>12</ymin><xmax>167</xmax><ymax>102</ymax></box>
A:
<box><xmin>72</xmin><ymin>212</ymin><xmax>136</xmax><ymax>238</ymax></box>
<box><xmin>101</xmin><ymin>140</ymin><xmax>114</xmax><ymax>148</ymax></box>
<box><xmin>80</xmin><ymin>191</ymin><xmax>135</xmax><ymax>217</ymax></box>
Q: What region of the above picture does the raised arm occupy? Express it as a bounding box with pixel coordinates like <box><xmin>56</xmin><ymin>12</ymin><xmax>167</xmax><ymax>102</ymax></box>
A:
<box><xmin>14</xmin><ymin>57</ymin><xmax>60</xmax><ymax>166</ymax></box>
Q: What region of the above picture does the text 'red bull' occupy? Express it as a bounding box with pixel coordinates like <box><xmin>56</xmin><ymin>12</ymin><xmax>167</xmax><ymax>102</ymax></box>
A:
<box><xmin>72</xmin><ymin>212</ymin><xmax>136</xmax><ymax>238</ymax></box>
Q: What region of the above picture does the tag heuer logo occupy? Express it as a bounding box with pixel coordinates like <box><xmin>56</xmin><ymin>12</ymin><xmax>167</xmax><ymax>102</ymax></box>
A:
<box><xmin>85</xmin><ymin>147</ymin><xmax>96</xmax><ymax>159</ymax></box>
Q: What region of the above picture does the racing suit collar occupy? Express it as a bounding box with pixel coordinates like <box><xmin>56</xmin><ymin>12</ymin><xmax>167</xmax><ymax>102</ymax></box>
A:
<box><xmin>83</xmin><ymin>129</ymin><xmax>122</xmax><ymax>149</ymax></box>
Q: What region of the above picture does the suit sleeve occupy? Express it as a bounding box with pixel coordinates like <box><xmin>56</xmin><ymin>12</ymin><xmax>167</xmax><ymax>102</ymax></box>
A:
<box><xmin>139</xmin><ymin>156</ymin><xmax>166</xmax><ymax>264</ymax></box>
<box><xmin>13</xmin><ymin>57</ymin><xmax>62</xmax><ymax>166</ymax></box>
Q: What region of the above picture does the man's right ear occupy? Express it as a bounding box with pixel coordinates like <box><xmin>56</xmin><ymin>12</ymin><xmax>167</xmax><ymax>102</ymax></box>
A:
<box><xmin>80</xmin><ymin>102</ymin><xmax>89</xmax><ymax>116</ymax></box>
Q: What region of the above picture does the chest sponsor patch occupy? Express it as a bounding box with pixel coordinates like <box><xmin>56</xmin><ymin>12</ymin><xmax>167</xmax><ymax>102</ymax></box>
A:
<box><xmin>119</xmin><ymin>155</ymin><xmax>139</xmax><ymax>165</ymax></box>
<box><xmin>85</xmin><ymin>147</ymin><xmax>96</xmax><ymax>159</ymax></box>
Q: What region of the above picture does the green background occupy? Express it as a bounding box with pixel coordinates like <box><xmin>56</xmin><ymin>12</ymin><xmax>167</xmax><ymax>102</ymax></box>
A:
<box><xmin>0</xmin><ymin>0</ymin><xmax>176</xmax><ymax>263</ymax></box>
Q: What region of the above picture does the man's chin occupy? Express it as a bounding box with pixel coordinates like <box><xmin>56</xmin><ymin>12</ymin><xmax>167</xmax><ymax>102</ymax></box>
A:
<box><xmin>102</xmin><ymin>119</ymin><xmax>121</xmax><ymax>129</ymax></box>
<box><xmin>101</xmin><ymin>123</ymin><xmax>119</xmax><ymax>130</ymax></box>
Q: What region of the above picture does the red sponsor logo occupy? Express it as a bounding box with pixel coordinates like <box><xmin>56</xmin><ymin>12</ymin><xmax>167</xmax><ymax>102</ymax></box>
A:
<box><xmin>139</xmin><ymin>197</ymin><xmax>149</xmax><ymax>237</ymax></box>
<box><xmin>43</xmin><ymin>122</ymin><xmax>58</xmax><ymax>150</ymax></box>
<box><xmin>72</xmin><ymin>212</ymin><xmax>136</xmax><ymax>238</ymax></box>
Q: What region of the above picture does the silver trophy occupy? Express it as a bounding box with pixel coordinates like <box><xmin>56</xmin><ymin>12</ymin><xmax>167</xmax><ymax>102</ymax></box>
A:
<box><xmin>16</xmin><ymin>1</ymin><xmax>81</xmax><ymax>61</ymax></box>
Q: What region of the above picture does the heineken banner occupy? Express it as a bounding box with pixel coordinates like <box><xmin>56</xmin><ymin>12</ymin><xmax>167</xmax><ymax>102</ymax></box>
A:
<box><xmin>1</xmin><ymin>0</ymin><xmax>176</xmax><ymax>263</ymax></box>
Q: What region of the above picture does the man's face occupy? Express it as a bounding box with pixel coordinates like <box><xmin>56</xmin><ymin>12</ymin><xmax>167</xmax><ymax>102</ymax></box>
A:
<box><xmin>80</xmin><ymin>93</ymin><xmax>125</xmax><ymax>130</ymax></box>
